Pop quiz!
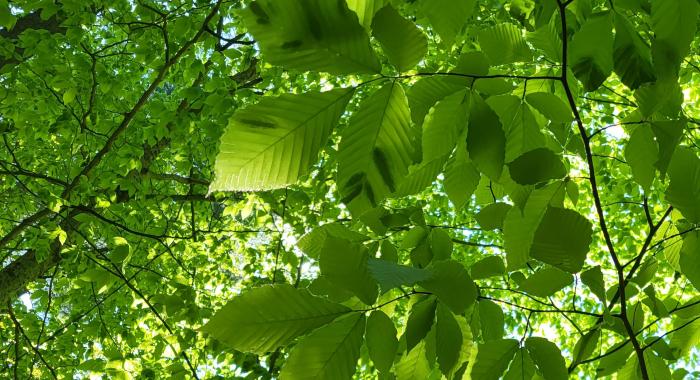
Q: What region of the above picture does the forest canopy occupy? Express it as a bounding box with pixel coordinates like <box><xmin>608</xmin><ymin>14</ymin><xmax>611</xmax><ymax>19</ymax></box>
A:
<box><xmin>1</xmin><ymin>0</ymin><xmax>700</xmax><ymax>379</ymax></box>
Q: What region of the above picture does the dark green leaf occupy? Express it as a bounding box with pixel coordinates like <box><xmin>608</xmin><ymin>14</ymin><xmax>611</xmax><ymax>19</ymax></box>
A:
<box><xmin>507</xmin><ymin>148</ymin><xmax>567</xmax><ymax>185</ymax></box>
<box><xmin>530</xmin><ymin>206</ymin><xmax>593</xmax><ymax>273</ymax></box>
<box><xmin>475</xmin><ymin>202</ymin><xmax>512</xmax><ymax>231</ymax></box>
<box><xmin>419</xmin><ymin>260</ymin><xmax>477</xmax><ymax>314</ymax></box>
<box><xmin>366</xmin><ymin>311</ymin><xmax>398</xmax><ymax>373</ymax></box>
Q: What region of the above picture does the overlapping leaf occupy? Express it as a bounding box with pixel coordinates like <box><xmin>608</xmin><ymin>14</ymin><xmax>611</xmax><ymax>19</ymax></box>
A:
<box><xmin>210</xmin><ymin>88</ymin><xmax>353</xmax><ymax>191</ymax></box>
<box><xmin>201</xmin><ymin>284</ymin><xmax>350</xmax><ymax>354</ymax></box>
<box><xmin>242</xmin><ymin>0</ymin><xmax>380</xmax><ymax>74</ymax></box>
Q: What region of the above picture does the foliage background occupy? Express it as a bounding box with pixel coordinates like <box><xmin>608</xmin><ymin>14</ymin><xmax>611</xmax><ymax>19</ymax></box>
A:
<box><xmin>0</xmin><ymin>0</ymin><xmax>700</xmax><ymax>379</ymax></box>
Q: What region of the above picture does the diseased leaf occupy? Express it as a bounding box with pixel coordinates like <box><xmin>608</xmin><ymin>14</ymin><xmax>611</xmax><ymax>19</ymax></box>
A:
<box><xmin>211</xmin><ymin>88</ymin><xmax>353</xmax><ymax>191</ymax></box>
<box><xmin>337</xmin><ymin>82</ymin><xmax>416</xmax><ymax>216</ymax></box>
<box><xmin>242</xmin><ymin>0</ymin><xmax>380</xmax><ymax>74</ymax></box>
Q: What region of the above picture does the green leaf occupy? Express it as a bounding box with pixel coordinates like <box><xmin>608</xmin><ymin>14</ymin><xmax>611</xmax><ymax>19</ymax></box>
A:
<box><xmin>527</xmin><ymin>20</ymin><xmax>562</xmax><ymax>62</ymax></box>
<box><xmin>596</xmin><ymin>342</ymin><xmax>633</xmax><ymax>376</ymax></box>
<box><xmin>518</xmin><ymin>266</ymin><xmax>573</xmax><ymax>298</ymax></box>
<box><xmin>507</xmin><ymin>148</ymin><xmax>567</xmax><ymax>185</ymax></box>
<box><xmin>636</xmin><ymin>81</ymin><xmax>683</xmax><ymax>119</ymax></box>
<box><xmin>372</xmin><ymin>5</ymin><xmax>427</xmax><ymax>72</ymax></box>
<box><xmin>651</xmin><ymin>0</ymin><xmax>699</xmax><ymax>79</ymax></box>
<box><xmin>63</xmin><ymin>88</ymin><xmax>77</xmax><ymax>104</ymax></box>
<box><xmin>530</xmin><ymin>206</ymin><xmax>593</xmax><ymax>273</ymax></box>
<box><xmin>645</xmin><ymin>351</ymin><xmax>672</xmax><ymax>380</ymax></box>
<box><xmin>346</xmin><ymin>0</ymin><xmax>386</xmax><ymax>29</ymax></box>
<box><xmin>572</xmin><ymin>329</ymin><xmax>601</xmax><ymax>367</ymax></box>
<box><xmin>421</xmin><ymin>0</ymin><xmax>476</xmax><ymax>46</ymax></box>
<box><xmin>443</xmin><ymin>143</ymin><xmax>480</xmax><ymax>209</ymax></box>
<box><xmin>436</xmin><ymin>303</ymin><xmax>462</xmax><ymax>375</ymax></box>
<box><xmin>408</xmin><ymin>76</ymin><xmax>465</xmax><ymax>127</ymax></box>
<box><xmin>503</xmin><ymin>183</ymin><xmax>565</xmax><ymax>270</ymax></box>
<box><xmin>404</xmin><ymin>295</ymin><xmax>437</xmax><ymax>351</ymax></box>
<box><xmin>297</xmin><ymin>223</ymin><xmax>369</xmax><ymax>259</ymax></box>
<box><xmin>478</xmin><ymin>300</ymin><xmax>504</xmax><ymax>341</ymax></box>
<box><xmin>525</xmin><ymin>337</ymin><xmax>567</xmax><ymax>380</ymax></box>
<box><xmin>680</xmin><ymin>231</ymin><xmax>700</xmax><ymax>291</ymax></box>
<box><xmin>366</xmin><ymin>311</ymin><xmax>398</xmax><ymax>373</ymax></box>
<box><xmin>367</xmin><ymin>258</ymin><xmax>430</xmax><ymax>294</ymax></box>
<box><xmin>467</xmin><ymin>94</ymin><xmax>506</xmax><ymax>180</ymax></box>
<box><xmin>422</xmin><ymin>90</ymin><xmax>469</xmax><ymax>162</ymax></box>
<box><xmin>338</xmin><ymin>82</ymin><xmax>416</xmax><ymax>216</ymax></box>
<box><xmin>669</xmin><ymin>318</ymin><xmax>700</xmax><ymax>356</ymax></box>
<box><xmin>477</xmin><ymin>23</ymin><xmax>532</xmax><ymax>65</ymax></box>
<box><xmin>470</xmin><ymin>339</ymin><xmax>519</xmax><ymax>380</ymax></box>
<box><xmin>470</xmin><ymin>256</ymin><xmax>506</xmax><ymax>280</ymax></box>
<box><xmin>666</xmin><ymin>147</ymin><xmax>700</xmax><ymax>223</ymax></box>
<box><xmin>320</xmin><ymin>237</ymin><xmax>378</xmax><ymax>305</ymax></box>
<box><xmin>625</xmin><ymin>125</ymin><xmax>658</xmax><ymax>191</ymax></box>
<box><xmin>279</xmin><ymin>313</ymin><xmax>365</xmax><ymax>380</ymax></box>
<box><xmin>210</xmin><ymin>88</ymin><xmax>353</xmax><ymax>191</ymax></box>
<box><xmin>395</xmin><ymin>340</ymin><xmax>431</xmax><ymax>380</ymax></box>
<box><xmin>419</xmin><ymin>260</ymin><xmax>477</xmax><ymax>314</ymax></box>
<box><xmin>475</xmin><ymin>202</ymin><xmax>512</xmax><ymax>231</ymax></box>
<box><xmin>653</xmin><ymin>120</ymin><xmax>686</xmax><ymax>175</ymax></box>
<box><xmin>201</xmin><ymin>284</ymin><xmax>350</xmax><ymax>354</ymax></box>
<box><xmin>242</xmin><ymin>0</ymin><xmax>380</xmax><ymax>74</ymax></box>
<box><xmin>613</xmin><ymin>13</ymin><xmax>655</xmax><ymax>89</ymax></box>
<box><xmin>430</xmin><ymin>228</ymin><xmax>453</xmax><ymax>261</ymax></box>
<box><xmin>525</xmin><ymin>92</ymin><xmax>573</xmax><ymax>124</ymax></box>
<box><xmin>394</xmin><ymin>154</ymin><xmax>448</xmax><ymax>197</ymax></box>
<box><xmin>503</xmin><ymin>348</ymin><xmax>536</xmax><ymax>380</ymax></box>
<box><xmin>487</xmin><ymin>95</ymin><xmax>546</xmax><ymax>162</ymax></box>
<box><xmin>568</xmin><ymin>12</ymin><xmax>614</xmax><ymax>91</ymax></box>
<box><xmin>581</xmin><ymin>265</ymin><xmax>606</xmax><ymax>302</ymax></box>
<box><xmin>0</xmin><ymin>0</ymin><xmax>16</xmax><ymax>30</ymax></box>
